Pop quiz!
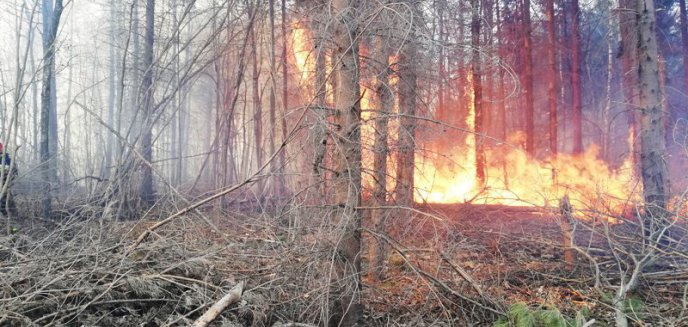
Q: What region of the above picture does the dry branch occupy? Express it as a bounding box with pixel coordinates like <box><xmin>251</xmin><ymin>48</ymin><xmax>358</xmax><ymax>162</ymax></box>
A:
<box><xmin>559</xmin><ymin>195</ymin><xmax>576</xmax><ymax>271</ymax></box>
<box><xmin>191</xmin><ymin>281</ymin><xmax>245</xmax><ymax>327</ymax></box>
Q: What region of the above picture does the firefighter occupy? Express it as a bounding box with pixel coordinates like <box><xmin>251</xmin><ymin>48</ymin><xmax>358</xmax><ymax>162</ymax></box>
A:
<box><xmin>0</xmin><ymin>143</ymin><xmax>17</xmax><ymax>216</ymax></box>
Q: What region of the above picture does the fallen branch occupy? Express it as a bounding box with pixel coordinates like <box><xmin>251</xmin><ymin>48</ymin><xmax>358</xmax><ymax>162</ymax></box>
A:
<box><xmin>191</xmin><ymin>281</ymin><xmax>245</xmax><ymax>327</ymax></box>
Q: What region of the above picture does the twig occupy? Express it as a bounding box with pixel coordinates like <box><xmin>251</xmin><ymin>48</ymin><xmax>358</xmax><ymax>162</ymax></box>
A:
<box><xmin>191</xmin><ymin>281</ymin><xmax>245</xmax><ymax>327</ymax></box>
<box><xmin>361</xmin><ymin>227</ymin><xmax>504</xmax><ymax>316</ymax></box>
<box><xmin>439</xmin><ymin>252</ymin><xmax>487</xmax><ymax>299</ymax></box>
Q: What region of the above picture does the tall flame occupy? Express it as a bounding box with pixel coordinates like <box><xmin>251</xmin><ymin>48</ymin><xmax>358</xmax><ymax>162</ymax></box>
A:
<box><xmin>415</xmin><ymin>73</ymin><xmax>639</xmax><ymax>214</ymax></box>
<box><xmin>289</xmin><ymin>23</ymin><xmax>638</xmax><ymax>215</ymax></box>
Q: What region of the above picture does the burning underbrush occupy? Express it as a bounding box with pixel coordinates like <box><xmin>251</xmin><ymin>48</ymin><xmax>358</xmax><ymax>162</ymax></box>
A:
<box><xmin>0</xmin><ymin>197</ymin><xmax>687</xmax><ymax>326</ymax></box>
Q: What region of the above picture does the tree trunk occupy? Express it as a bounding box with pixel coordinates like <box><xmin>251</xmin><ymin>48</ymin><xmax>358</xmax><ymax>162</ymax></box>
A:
<box><xmin>636</xmin><ymin>0</ymin><xmax>669</xmax><ymax>218</ymax></box>
<box><xmin>571</xmin><ymin>0</ymin><xmax>583</xmax><ymax>154</ymax></box>
<box><xmin>40</xmin><ymin>0</ymin><xmax>65</xmax><ymax>218</ymax></box>
<box><xmin>680</xmin><ymin>0</ymin><xmax>688</xmax><ymax>95</ymax></box>
<box><xmin>471</xmin><ymin>0</ymin><xmax>485</xmax><ymax>186</ymax></box>
<box><xmin>106</xmin><ymin>0</ymin><xmax>118</xmax><ymax>176</ymax></box>
<box><xmin>437</xmin><ymin>0</ymin><xmax>445</xmax><ymax>122</ymax></box>
<box><xmin>521</xmin><ymin>0</ymin><xmax>535</xmax><ymax>155</ymax></box>
<box><xmin>619</xmin><ymin>0</ymin><xmax>640</xmax><ymax>167</ymax></box>
<box><xmin>546</xmin><ymin>0</ymin><xmax>557</xmax><ymax>156</ymax></box>
<box><xmin>251</xmin><ymin>20</ymin><xmax>263</xmax><ymax>195</ymax></box>
<box><xmin>311</xmin><ymin>8</ymin><xmax>328</xmax><ymax>197</ymax></box>
<box><xmin>331</xmin><ymin>0</ymin><xmax>362</xmax><ymax>324</ymax></box>
<box><xmin>395</xmin><ymin>3</ymin><xmax>419</xmax><ymax>207</ymax></box>
<box><xmin>268</xmin><ymin>0</ymin><xmax>277</xmax><ymax>194</ymax></box>
<box><xmin>368</xmin><ymin>33</ymin><xmax>392</xmax><ymax>283</ymax></box>
<box><xmin>140</xmin><ymin>0</ymin><xmax>155</xmax><ymax>206</ymax></box>
<box><xmin>280</xmin><ymin>0</ymin><xmax>288</xmax><ymax>196</ymax></box>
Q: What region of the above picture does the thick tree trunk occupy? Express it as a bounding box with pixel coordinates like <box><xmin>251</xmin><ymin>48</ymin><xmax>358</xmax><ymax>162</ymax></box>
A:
<box><xmin>521</xmin><ymin>0</ymin><xmax>535</xmax><ymax>155</ymax></box>
<box><xmin>40</xmin><ymin>0</ymin><xmax>64</xmax><ymax>218</ymax></box>
<box><xmin>619</xmin><ymin>0</ymin><xmax>639</xmax><ymax>167</ymax></box>
<box><xmin>571</xmin><ymin>0</ymin><xmax>583</xmax><ymax>154</ymax></box>
<box><xmin>368</xmin><ymin>34</ymin><xmax>392</xmax><ymax>283</ymax></box>
<box><xmin>636</xmin><ymin>0</ymin><xmax>669</xmax><ymax>217</ymax></box>
<box><xmin>471</xmin><ymin>0</ymin><xmax>485</xmax><ymax>186</ymax></box>
<box><xmin>140</xmin><ymin>0</ymin><xmax>155</xmax><ymax>206</ymax></box>
<box><xmin>331</xmin><ymin>0</ymin><xmax>362</xmax><ymax>324</ymax></box>
<box><xmin>546</xmin><ymin>0</ymin><xmax>557</xmax><ymax>156</ymax></box>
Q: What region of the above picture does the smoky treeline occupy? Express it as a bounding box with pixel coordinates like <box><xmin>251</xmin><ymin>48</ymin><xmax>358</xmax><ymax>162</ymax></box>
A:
<box><xmin>0</xmin><ymin>0</ymin><xmax>681</xmax><ymax>219</ymax></box>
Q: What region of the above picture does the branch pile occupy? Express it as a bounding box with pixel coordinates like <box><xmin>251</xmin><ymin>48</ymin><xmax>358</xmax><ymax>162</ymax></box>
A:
<box><xmin>0</xmin><ymin>218</ymin><xmax>259</xmax><ymax>326</ymax></box>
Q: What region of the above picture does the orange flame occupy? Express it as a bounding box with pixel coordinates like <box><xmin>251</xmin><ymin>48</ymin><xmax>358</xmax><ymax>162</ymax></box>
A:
<box><xmin>290</xmin><ymin>24</ymin><xmax>638</xmax><ymax>216</ymax></box>
<box><xmin>415</xmin><ymin>74</ymin><xmax>640</xmax><ymax>215</ymax></box>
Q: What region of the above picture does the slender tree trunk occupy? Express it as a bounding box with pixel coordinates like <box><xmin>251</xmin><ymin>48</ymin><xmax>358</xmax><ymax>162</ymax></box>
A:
<box><xmin>546</xmin><ymin>0</ymin><xmax>557</xmax><ymax>156</ymax></box>
<box><xmin>331</xmin><ymin>0</ymin><xmax>362</xmax><ymax>324</ymax></box>
<box><xmin>311</xmin><ymin>8</ymin><xmax>328</xmax><ymax>197</ymax></box>
<box><xmin>636</xmin><ymin>0</ymin><xmax>669</xmax><ymax>217</ymax></box>
<box><xmin>140</xmin><ymin>0</ymin><xmax>155</xmax><ymax>205</ymax></box>
<box><xmin>521</xmin><ymin>0</ymin><xmax>535</xmax><ymax>155</ymax></box>
<box><xmin>603</xmin><ymin>0</ymin><xmax>614</xmax><ymax>161</ymax></box>
<box><xmin>471</xmin><ymin>0</ymin><xmax>485</xmax><ymax>186</ymax></box>
<box><xmin>496</xmin><ymin>0</ymin><xmax>506</xmax><ymax>144</ymax></box>
<box><xmin>251</xmin><ymin>19</ymin><xmax>263</xmax><ymax>195</ymax></box>
<box><xmin>40</xmin><ymin>0</ymin><xmax>64</xmax><ymax>218</ymax></box>
<box><xmin>106</xmin><ymin>0</ymin><xmax>118</xmax><ymax>176</ymax></box>
<box><xmin>368</xmin><ymin>33</ymin><xmax>392</xmax><ymax>283</ymax></box>
<box><xmin>437</xmin><ymin>0</ymin><xmax>445</xmax><ymax>122</ymax></box>
<box><xmin>680</xmin><ymin>0</ymin><xmax>688</xmax><ymax>95</ymax></box>
<box><xmin>280</xmin><ymin>0</ymin><xmax>288</xmax><ymax>195</ymax></box>
<box><xmin>395</xmin><ymin>2</ymin><xmax>419</xmax><ymax>206</ymax></box>
<box><xmin>571</xmin><ymin>0</ymin><xmax>583</xmax><ymax>154</ymax></box>
<box><xmin>268</xmin><ymin>0</ymin><xmax>277</xmax><ymax>194</ymax></box>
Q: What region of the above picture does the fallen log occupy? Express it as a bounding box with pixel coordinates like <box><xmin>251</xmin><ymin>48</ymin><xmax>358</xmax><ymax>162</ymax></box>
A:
<box><xmin>192</xmin><ymin>281</ymin><xmax>245</xmax><ymax>327</ymax></box>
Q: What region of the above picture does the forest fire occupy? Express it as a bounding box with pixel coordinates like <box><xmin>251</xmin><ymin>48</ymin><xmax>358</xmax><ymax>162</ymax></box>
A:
<box><xmin>415</xmin><ymin>141</ymin><xmax>637</xmax><ymax>210</ymax></box>
<box><xmin>416</xmin><ymin>74</ymin><xmax>638</xmax><ymax>213</ymax></box>
<box><xmin>290</xmin><ymin>22</ymin><xmax>640</xmax><ymax>216</ymax></box>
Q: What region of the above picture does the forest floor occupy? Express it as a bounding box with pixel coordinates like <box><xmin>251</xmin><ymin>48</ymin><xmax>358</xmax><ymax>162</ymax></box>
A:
<box><xmin>0</xmin><ymin>199</ymin><xmax>686</xmax><ymax>326</ymax></box>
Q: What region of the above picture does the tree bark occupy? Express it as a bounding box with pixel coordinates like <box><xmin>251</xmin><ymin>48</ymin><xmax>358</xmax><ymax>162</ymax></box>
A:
<box><xmin>471</xmin><ymin>0</ymin><xmax>485</xmax><ymax>186</ymax></box>
<box><xmin>571</xmin><ymin>0</ymin><xmax>583</xmax><ymax>154</ymax></box>
<box><xmin>140</xmin><ymin>0</ymin><xmax>155</xmax><ymax>206</ymax></box>
<box><xmin>636</xmin><ymin>0</ymin><xmax>669</xmax><ymax>217</ymax></box>
<box><xmin>269</xmin><ymin>0</ymin><xmax>277</xmax><ymax>194</ymax></box>
<box><xmin>251</xmin><ymin>18</ymin><xmax>263</xmax><ymax>195</ymax></box>
<box><xmin>40</xmin><ymin>0</ymin><xmax>65</xmax><ymax>218</ymax></box>
<box><xmin>311</xmin><ymin>7</ymin><xmax>328</xmax><ymax>197</ymax></box>
<box><xmin>368</xmin><ymin>33</ymin><xmax>392</xmax><ymax>283</ymax></box>
<box><xmin>280</xmin><ymin>0</ymin><xmax>288</xmax><ymax>196</ymax></box>
<box><xmin>437</xmin><ymin>0</ymin><xmax>446</xmax><ymax>122</ymax></box>
<box><xmin>546</xmin><ymin>0</ymin><xmax>557</xmax><ymax>156</ymax></box>
<box><xmin>331</xmin><ymin>0</ymin><xmax>362</xmax><ymax>324</ymax></box>
<box><xmin>521</xmin><ymin>0</ymin><xmax>535</xmax><ymax>155</ymax></box>
<box><xmin>680</xmin><ymin>0</ymin><xmax>688</xmax><ymax>95</ymax></box>
<box><xmin>618</xmin><ymin>0</ymin><xmax>639</xmax><ymax>167</ymax></box>
<box><xmin>395</xmin><ymin>2</ymin><xmax>419</xmax><ymax>206</ymax></box>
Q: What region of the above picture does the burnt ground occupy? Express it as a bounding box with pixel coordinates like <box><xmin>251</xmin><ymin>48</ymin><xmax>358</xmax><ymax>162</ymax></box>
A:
<box><xmin>0</xmin><ymin>200</ymin><xmax>687</xmax><ymax>326</ymax></box>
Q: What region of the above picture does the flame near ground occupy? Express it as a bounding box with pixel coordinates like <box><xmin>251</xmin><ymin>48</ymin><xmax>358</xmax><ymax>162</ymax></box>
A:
<box><xmin>290</xmin><ymin>23</ymin><xmax>641</xmax><ymax>216</ymax></box>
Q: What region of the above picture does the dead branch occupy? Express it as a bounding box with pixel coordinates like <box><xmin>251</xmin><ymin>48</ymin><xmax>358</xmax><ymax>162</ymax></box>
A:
<box><xmin>559</xmin><ymin>195</ymin><xmax>577</xmax><ymax>271</ymax></box>
<box><xmin>191</xmin><ymin>281</ymin><xmax>245</xmax><ymax>327</ymax></box>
